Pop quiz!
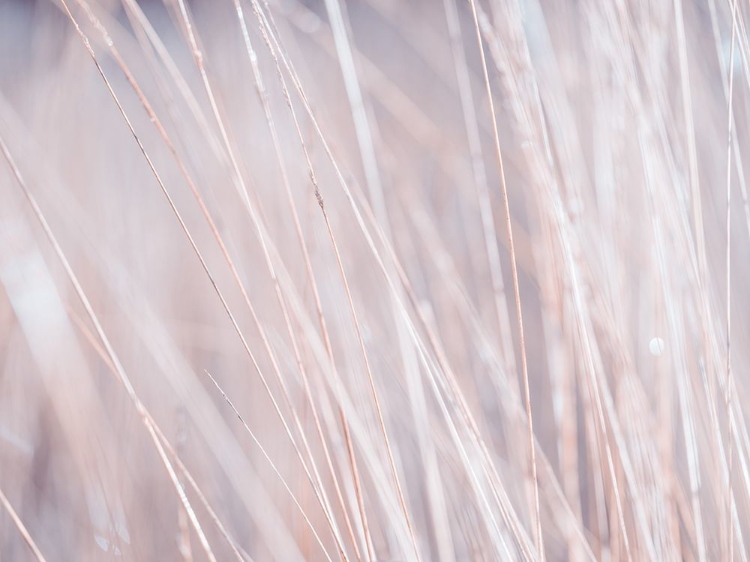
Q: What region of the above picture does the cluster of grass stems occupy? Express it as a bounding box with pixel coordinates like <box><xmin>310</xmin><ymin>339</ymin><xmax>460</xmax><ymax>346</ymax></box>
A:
<box><xmin>0</xmin><ymin>0</ymin><xmax>749</xmax><ymax>560</ymax></box>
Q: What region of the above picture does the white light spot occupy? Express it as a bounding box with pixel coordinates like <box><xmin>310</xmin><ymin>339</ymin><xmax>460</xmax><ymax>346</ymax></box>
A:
<box><xmin>95</xmin><ymin>536</ymin><xmax>110</xmax><ymax>552</ymax></box>
<box><xmin>649</xmin><ymin>337</ymin><xmax>665</xmax><ymax>357</ymax></box>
